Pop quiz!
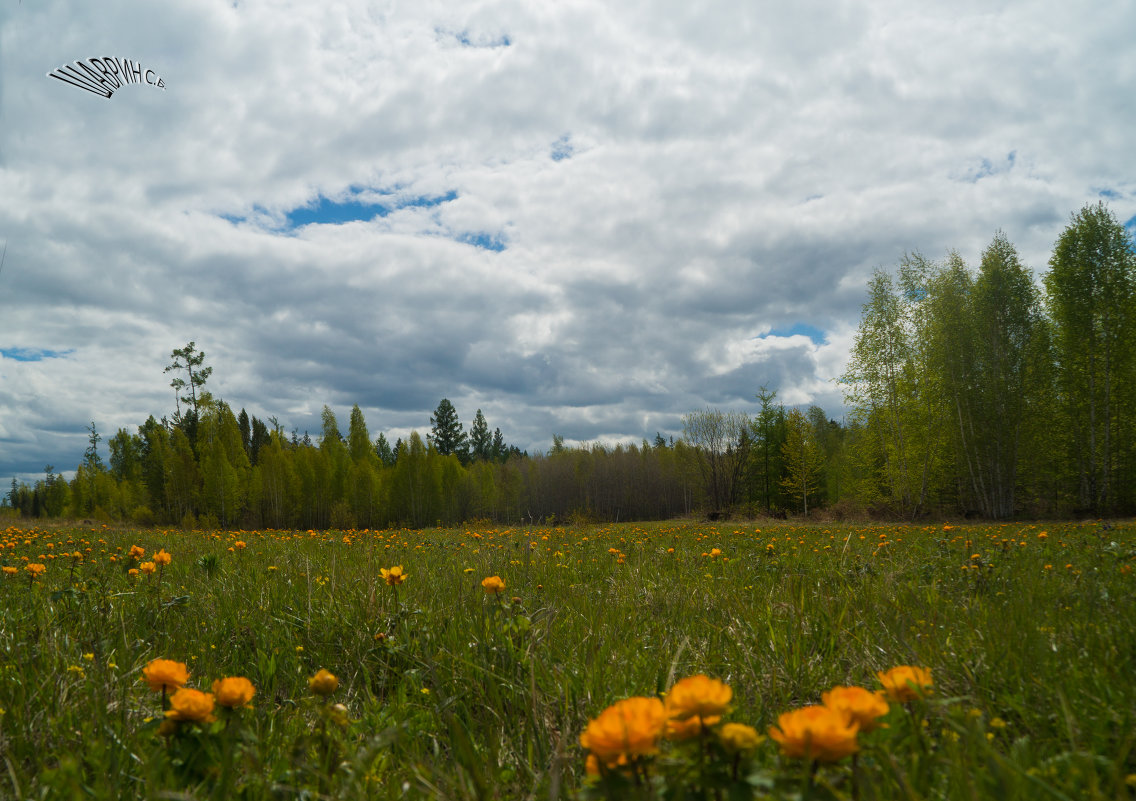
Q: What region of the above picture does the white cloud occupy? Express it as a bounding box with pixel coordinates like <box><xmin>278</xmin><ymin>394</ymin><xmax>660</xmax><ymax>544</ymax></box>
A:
<box><xmin>2</xmin><ymin>0</ymin><xmax>1134</xmax><ymax>484</ymax></box>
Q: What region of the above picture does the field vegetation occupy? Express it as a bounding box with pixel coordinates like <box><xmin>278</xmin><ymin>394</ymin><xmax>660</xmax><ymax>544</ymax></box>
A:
<box><xmin>2</xmin><ymin>518</ymin><xmax>1133</xmax><ymax>799</ymax></box>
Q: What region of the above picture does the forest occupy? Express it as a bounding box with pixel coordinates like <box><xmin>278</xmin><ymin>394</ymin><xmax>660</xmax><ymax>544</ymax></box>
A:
<box><xmin>5</xmin><ymin>202</ymin><xmax>1135</xmax><ymax>526</ymax></box>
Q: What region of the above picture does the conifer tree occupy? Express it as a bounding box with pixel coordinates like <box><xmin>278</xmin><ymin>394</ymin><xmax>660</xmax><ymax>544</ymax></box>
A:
<box><xmin>470</xmin><ymin>409</ymin><xmax>492</xmax><ymax>461</ymax></box>
<box><xmin>429</xmin><ymin>399</ymin><xmax>468</xmax><ymax>463</ymax></box>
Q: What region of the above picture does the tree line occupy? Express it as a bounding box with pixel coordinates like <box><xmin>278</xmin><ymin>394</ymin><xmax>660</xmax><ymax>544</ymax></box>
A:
<box><xmin>5</xmin><ymin>203</ymin><xmax>1134</xmax><ymax>525</ymax></box>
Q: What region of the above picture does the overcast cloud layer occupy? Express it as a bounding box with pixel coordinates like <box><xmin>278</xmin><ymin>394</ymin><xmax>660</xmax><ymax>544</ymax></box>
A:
<box><xmin>2</xmin><ymin>0</ymin><xmax>1134</xmax><ymax>486</ymax></box>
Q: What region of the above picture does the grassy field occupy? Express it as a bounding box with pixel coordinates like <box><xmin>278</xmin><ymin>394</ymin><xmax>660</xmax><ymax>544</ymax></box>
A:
<box><xmin>1</xmin><ymin>518</ymin><xmax>1134</xmax><ymax>799</ymax></box>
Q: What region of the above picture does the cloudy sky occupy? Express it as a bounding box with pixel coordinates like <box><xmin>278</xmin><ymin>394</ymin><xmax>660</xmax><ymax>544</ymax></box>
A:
<box><xmin>1</xmin><ymin>0</ymin><xmax>1134</xmax><ymax>487</ymax></box>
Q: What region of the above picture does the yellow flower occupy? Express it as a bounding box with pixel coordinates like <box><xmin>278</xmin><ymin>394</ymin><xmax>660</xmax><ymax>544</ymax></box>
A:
<box><xmin>380</xmin><ymin>565</ymin><xmax>407</xmax><ymax>586</ymax></box>
<box><xmin>822</xmin><ymin>686</ymin><xmax>890</xmax><ymax>732</ymax></box>
<box><xmin>234</xmin><ymin>541</ymin><xmax>247</xmax><ymax>550</ymax></box>
<box><xmin>165</xmin><ymin>688</ymin><xmax>216</xmax><ymax>724</ymax></box>
<box><xmin>481</xmin><ymin>575</ymin><xmax>506</xmax><ymax>594</ymax></box>
<box><xmin>2</xmin><ymin>566</ymin><xmax>18</xmax><ymax>577</ymax></box>
<box><xmin>877</xmin><ymin>666</ymin><xmax>933</xmax><ymax>702</ymax></box>
<box><xmin>309</xmin><ymin>668</ymin><xmax>339</xmax><ymax>696</ymax></box>
<box><xmin>139</xmin><ymin>562</ymin><xmax>156</xmax><ymax>575</ymax></box>
<box><xmin>142</xmin><ymin>658</ymin><xmax>190</xmax><ymax>692</ymax></box>
<box><xmin>328</xmin><ymin>703</ymin><xmax>350</xmax><ymax>726</ymax></box>
<box><xmin>153</xmin><ymin>549</ymin><xmax>171</xmax><ymax>566</ymax></box>
<box><xmin>579</xmin><ymin>696</ymin><xmax>667</xmax><ymax>762</ymax></box>
<box><xmin>665</xmin><ymin>674</ymin><xmax>732</xmax><ymax>721</ymax></box>
<box><xmin>719</xmin><ymin>722</ymin><xmax>764</xmax><ymax>754</ymax></box>
<box><xmin>25</xmin><ymin>563</ymin><xmax>46</xmax><ymax>577</ymax></box>
<box><xmin>129</xmin><ymin>545</ymin><xmax>145</xmax><ymax>560</ymax></box>
<box><xmin>212</xmin><ymin>676</ymin><xmax>256</xmax><ymax>708</ymax></box>
<box><xmin>769</xmin><ymin>705</ymin><xmax>859</xmax><ymax>762</ymax></box>
<box><xmin>128</xmin><ymin>568</ymin><xmax>139</xmax><ymax>577</ymax></box>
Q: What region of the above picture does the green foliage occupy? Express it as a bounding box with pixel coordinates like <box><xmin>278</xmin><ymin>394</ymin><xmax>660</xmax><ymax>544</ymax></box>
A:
<box><xmin>1045</xmin><ymin>202</ymin><xmax>1136</xmax><ymax>513</ymax></box>
<box><xmin>0</xmin><ymin>520</ymin><xmax>1133</xmax><ymax>800</ymax></box>
<box><xmin>780</xmin><ymin>408</ymin><xmax>825</xmax><ymax>514</ymax></box>
<box><xmin>429</xmin><ymin>398</ymin><xmax>469</xmax><ymax>464</ymax></box>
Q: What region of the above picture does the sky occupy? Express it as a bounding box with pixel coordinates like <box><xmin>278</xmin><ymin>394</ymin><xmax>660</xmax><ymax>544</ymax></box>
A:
<box><xmin>2</xmin><ymin>0</ymin><xmax>1135</xmax><ymax>488</ymax></box>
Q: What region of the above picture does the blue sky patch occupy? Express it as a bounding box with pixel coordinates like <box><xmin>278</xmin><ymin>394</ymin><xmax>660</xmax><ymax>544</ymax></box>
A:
<box><xmin>1125</xmin><ymin>214</ymin><xmax>1136</xmax><ymax>234</ymax></box>
<box><xmin>1</xmin><ymin>347</ymin><xmax>72</xmax><ymax>362</ymax></box>
<box><xmin>437</xmin><ymin>27</ymin><xmax>511</xmax><ymax>48</ymax></box>
<box><xmin>286</xmin><ymin>196</ymin><xmax>391</xmax><ymax>227</ymax></box>
<box><xmin>763</xmin><ymin>323</ymin><xmax>826</xmax><ymax>344</ymax></box>
<box><xmin>960</xmin><ymin>150</ymin><xmax>1016</xmax><ymax>183</ymax></box>
<box><xmin>551</xmin><ymin>135</ymin><xmax>574</xmax><ymax>162</ymax></box>
<box><xmin>456</xmin><ymin>232</ymin><xmax>507</xmax><ymax>252</ymax></box>
<box><xmin>222</xmin><ymin>190</ymin><xmax>459</xmax><ymax>229</ymax></box>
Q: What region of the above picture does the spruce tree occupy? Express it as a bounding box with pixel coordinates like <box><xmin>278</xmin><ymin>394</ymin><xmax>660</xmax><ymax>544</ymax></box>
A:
<box><xmin>470</xmin><ymin>409</ymin><xmax>492</xmax><ymax>461</ymax></box>
<box><xmin>429</xmin><ymin>399</ymin><xmax>468</xmax><ymax>462</ymax></box>
<box><xmin>375</xmin><ymin>433</ymin><xmax>396</xmax><ymax>467</ymax></box>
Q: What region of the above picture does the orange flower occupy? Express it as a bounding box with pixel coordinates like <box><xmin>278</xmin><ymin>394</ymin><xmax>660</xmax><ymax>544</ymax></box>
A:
<box><xmin>481</xmin><ymin>575</ymin><xmax>506</xmax><ymax>594</ymax></box>
<box><xmin>380</xmin><ymin>565</ymin><xmax>407</xmax><ymax>586</ymax></box>
<box><xmin>308</xmin><ymin>668</ymin><xmax>339</xmax><ymax>696</ymax></box>
<box><xmin>822</xmin><ymin>686</ymin><xmax>889</xmax><ymax>732</ymax></box>
<box><xmin>579</xmin><ymin>697</ymin><xmax>667</xmax><ymax>762</ymax></box>
<box><xmin>769</xmin><ymin>705</ymin><xmax>859</xmax><ymax>762</ymax></box>
<box><xmin>139</xmin><ymin>561</ymin><xmax>156</xmax><ymax>575</ymax></box>
<box><xmin>665</xmin><ymin>714</ymin><xmax>714</xmax><ymax>741</ymax></box>
<box><xmin>143</xmin><ymin>658</ymin><xmax>190</xmax><ymax>692</ymax></box>
<box><xmin>24</xmin><ymin>563</ymin><xmax>46</xmax><ymax>578</ymax></box>
<box><xmin>129</xmin><ymin>545</ymin><xmax>145</xmax><ymax>560</ymax></box>
<box><xmin>165</xmin><ymin>688</ymin><xmax>216</xmax><ymax>724</ymax></box>
<box><xmin>877</xmin><ymin>666</ymin><xmax>933</xmax><ymax>702</ymax></box>
<box><xmin>212</xmin><ymin>676</ymin><xmax>256</xmax><ymax>708</ymax></box>
<box><xmin>153</xmin><ymin>549</ymin><xmax>171</xmax><ymax>566</ymax></box>
<box><xmin>665</xmin><ymin>674</ymin><xmax>732</xmax><ymax>721</ymax></box>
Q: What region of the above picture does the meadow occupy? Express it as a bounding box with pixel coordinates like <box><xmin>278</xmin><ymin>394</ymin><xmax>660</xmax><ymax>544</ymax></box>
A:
<box><xmin>0</xmin><ymin>518</ymin><xmax>1134</xmax><ymax>800</ymax></box>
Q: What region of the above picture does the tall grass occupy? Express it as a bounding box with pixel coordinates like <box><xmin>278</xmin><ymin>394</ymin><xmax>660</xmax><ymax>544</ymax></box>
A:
<box><xmin>0</xmin><ymin>520</ymin><xmax>1133</xmax><ymax>799</ymax></box>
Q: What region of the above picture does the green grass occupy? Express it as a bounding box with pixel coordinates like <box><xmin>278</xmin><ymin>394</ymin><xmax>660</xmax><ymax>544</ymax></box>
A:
<box><xmin>1</xmin><ymin>519</ymin><xmax>1134</xmax><ymax>799</ymax></box>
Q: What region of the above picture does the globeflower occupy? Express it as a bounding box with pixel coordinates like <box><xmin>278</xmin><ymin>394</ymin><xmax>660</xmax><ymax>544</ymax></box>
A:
<box><xmin>580</xmin><ymin>696</ymin><xmax>667</xmax><ymax>763</ymax></box>
<box><xmin>769</xmin><ymin>705</ymin><xmax>859</xmax><ymax>762</ymax></box>
<box><xmin>481</xmin><ymin>575</ymin><xmax>506</xmax><ymax>595</ymax></box>
<box><xmin>165</xmin><ymin>688</ymin><xmax>216</xmax><ymax>724</ymax></box>
<box><xmin>665</xmin><ymin>674</ymin><xmax>732</xmax><ymax>722</ymax></box>
<box><xmin>719</xmin><ymin>722</ymin><xmax>764</xmax><ymax>754</ymax></box>
<box><xmin>380</xmin><ymin>565</ymin><xmax>407</xmax><ymax>586</ymax></box>
<box><xmin>139</xmin><ymin>562</ymin><xmax>156</xmax><ymax>575</ymax></box>
<box><xmin>665</xmin><ymin>714</ymin><xmax>709</xmax><ymax>741</ymax></box>
<box><xmin>24</xmin><ymin>563</ymin><xmax>46</xmax><ymax>578</ymax></box>
<box><xmin>143</xmin><ymin>658</ymin><xmax>190</xmax><ymax>692</ymax></box>
<box><xmin>876</xmin><ymin>666</ymin><xmax>933</xmax><ymax>702</ymax></box>
<box><xmin>153</xmin><ymin>549</ymin><xmax>171</xmax><ymax>566</ymax></box>
<box><xmin>129</xmin><ymin>545</ymin><xmax>145</xmax><ymax>560</ymax></box>
<box><xmin>822</xmin><ymin>686</ymin><xmax>890</xmax><ymax>732</ymax></box>
<box><xmin>212</xmin><ymin>676</ymin><xmax>256</xmax><ymax>708</ymax></box>
<box><xmin>309</xmin><ymin>668</ymin><xmax>339</xmax><ymax>696</ymax></box>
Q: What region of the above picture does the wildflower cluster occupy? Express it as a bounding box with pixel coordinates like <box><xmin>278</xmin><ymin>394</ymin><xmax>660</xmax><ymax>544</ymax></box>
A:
<box><xmin>580</xmin><ymin>666</ymin><xmax>932</xmax><ymax>798</ymax></box>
